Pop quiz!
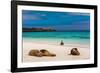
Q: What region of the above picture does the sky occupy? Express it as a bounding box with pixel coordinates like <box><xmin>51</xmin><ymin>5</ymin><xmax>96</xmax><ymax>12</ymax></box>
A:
<box><xmin>22</xmin><ymin>10</ymin><xmax>90</xmax><ymax>31</ymax></box>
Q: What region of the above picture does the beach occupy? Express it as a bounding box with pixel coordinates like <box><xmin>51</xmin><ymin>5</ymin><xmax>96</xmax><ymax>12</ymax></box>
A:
<box><xmin>22</xmin><ymin>9</ymin><xmax>90</xmax><ymax>63</ymax></box>
<box><xmin>23</xmin><ymin>39</ymin><xmax>90</xmax><ymax>62</ymax></box>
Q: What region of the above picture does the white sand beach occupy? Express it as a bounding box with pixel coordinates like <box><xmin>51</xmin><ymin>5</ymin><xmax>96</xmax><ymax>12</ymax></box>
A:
<box><xmin>23</xmin><ymin>40</ymin><xmax>90</xmax><ymax>62</ymax></box>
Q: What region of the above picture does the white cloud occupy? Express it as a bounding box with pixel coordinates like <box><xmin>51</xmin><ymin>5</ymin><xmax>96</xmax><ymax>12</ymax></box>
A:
<box><xmin>22</xmin><ymin>15</ymin><xmax>41</xmax><ymax>20</ymax></box>
<box><xmin>67</xmin><ymin>12</ymin><xmax>90</xmax><ymax>16</ymax></box>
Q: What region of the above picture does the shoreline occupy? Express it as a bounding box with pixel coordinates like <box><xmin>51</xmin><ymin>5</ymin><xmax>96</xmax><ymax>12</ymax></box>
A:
<box><xmin>23</xmin><ymin>39</ymin><xmax>90</xmax><ymax>48</ymax></box>
<box><xmin>23</xmin><ymin>40</ymin><xmax>90</xmax><ymax>62</ymax></box>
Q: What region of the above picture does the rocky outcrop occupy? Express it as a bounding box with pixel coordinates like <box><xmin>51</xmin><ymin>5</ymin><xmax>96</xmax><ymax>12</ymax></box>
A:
<box><xmin>23</xmin><ymin>28</ymin><xmax>56</xmax><ymax>32</ymax></box>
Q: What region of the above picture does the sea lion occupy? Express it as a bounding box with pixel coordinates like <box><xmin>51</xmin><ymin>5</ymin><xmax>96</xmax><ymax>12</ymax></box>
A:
<box><xmin>70</xmin><ymin>48</ymin><xmax>80</xmax><ymax>55</ymax></box>
<box><xmin>28</xmin><ymin>49</ymin><xmax>42</xmax><ymax>57</ymax></box>
<box><xmin>60</xmin><ymin>40</ymin><xmax>64</xmax><ymax>45</ymax></box>
<box><xmin>40</xmin><ymin>49</ymin><xmax>56</xmax><ymax>57</ymax></box>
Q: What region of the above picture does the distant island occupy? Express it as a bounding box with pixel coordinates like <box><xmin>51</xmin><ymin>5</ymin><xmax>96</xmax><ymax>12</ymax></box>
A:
<box><xmin>23</xmin><ymin>28</ymin><xmax>56</xmax><ymax>32</ymax></box>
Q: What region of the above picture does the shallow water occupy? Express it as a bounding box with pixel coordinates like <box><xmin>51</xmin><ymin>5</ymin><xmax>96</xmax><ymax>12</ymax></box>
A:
<box><xmin>22</xmin><ymin>31</ymin><xmax>90</xmax><ymax>45</ymax></box>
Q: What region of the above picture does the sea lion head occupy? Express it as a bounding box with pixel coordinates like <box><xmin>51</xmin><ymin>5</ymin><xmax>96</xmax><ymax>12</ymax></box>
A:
<box><xmin>28</xmin><ymin>49</ymin><xmax>42</xmax><ymax>57</ymax></box>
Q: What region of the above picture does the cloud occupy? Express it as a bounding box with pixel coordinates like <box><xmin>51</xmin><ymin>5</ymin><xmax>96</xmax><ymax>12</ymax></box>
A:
<box><xmin>22</xmin><ymin>14</ymin><xmax>42</xmax><ymax>20</ymax></box>
<box><xmin>67</xmin><ymin>12</ymin><xmax>90</xmax><ymax>16</ymax></box>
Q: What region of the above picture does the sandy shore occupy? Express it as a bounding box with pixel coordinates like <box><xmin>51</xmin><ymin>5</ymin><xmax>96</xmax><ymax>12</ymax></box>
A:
<box><xmin>23</xmin><ymin>40</ymin><xmax>90</xmax><ymax>62</ymax></box>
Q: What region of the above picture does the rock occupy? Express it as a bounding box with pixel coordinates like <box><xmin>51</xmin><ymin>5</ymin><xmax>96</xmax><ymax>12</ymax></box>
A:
<box><xmin>70</xmin><ymin>48</ymin><xmax>80</xmax><ymax>55</ymax></box>
<box><xmin>40</xmin><ymin>49</ymin><xmax>56</xmax><ymax>57</ymax></box>
<box><xmin>28</xmin><ymin>50</ymin><xmax>42</xmax><ymax>57</ymax></box>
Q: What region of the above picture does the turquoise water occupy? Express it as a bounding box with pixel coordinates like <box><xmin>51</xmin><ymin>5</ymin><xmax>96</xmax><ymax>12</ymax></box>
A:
<box><xmin>22</xmin><ymin>31</ymin><xmax>90</xmax><ymax>45</ymax></box>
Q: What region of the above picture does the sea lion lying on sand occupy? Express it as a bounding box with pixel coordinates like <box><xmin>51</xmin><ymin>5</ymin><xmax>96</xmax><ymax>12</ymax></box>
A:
<box><xmin>69</xmin><ymin>48</ymin><xmax>80</xmax><ymax>55</ymax></box>
<box><xmin>40</xmin><ymin>49</ymin><xmax>56</xmax><ymax>57</ymax></box>
<box><xmin>28</xmin><ymin>49</ymin><xmax>56</xmax><ymax>57</ymax></box>
<box><xmin>28</xmin><ymin>50</ymin><xmax>42</xmax><ymax>57</ymax></box>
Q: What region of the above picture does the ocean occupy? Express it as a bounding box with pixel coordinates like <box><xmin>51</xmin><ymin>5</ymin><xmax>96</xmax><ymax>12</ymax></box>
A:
<box><xmin>22</xmin><ymin>31</ymin><xmax>90</xmax><ymax>46</ymax></box>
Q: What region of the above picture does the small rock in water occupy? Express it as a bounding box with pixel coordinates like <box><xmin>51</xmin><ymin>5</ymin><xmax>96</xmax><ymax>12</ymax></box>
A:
<box><xmin>70</xmin><ymin>48</ymin><xmax>80</xmax><ymax>55</ymax></box>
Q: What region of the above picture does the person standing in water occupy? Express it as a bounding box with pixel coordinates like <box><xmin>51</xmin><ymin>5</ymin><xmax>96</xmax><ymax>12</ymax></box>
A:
<box><xmin>60</xmin><ymin>40</ymin><xmax>64</xmax><ymax>45</ymax></box>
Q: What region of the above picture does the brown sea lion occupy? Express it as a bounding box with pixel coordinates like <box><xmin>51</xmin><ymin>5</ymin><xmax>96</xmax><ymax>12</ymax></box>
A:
<box><xmin>70</xmin><ymin>48</ymin><xmax>80</xmax><ymax>55</ymax></box>
<box><xmin>28</xmin><ymin>50</ymin><xmax>42</xmax><ymax>57</ymax></box>
<box><xmin>60</xmin><ymin>40</ymin><xmax>64</xmax><ymax>45</ymax></box>
<box><xmin>40</xmin><ymin>49</ymin><xmax>56</xmax><ymax>57</ymax></box>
